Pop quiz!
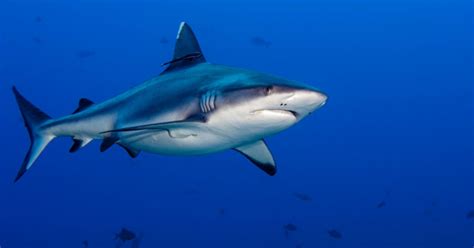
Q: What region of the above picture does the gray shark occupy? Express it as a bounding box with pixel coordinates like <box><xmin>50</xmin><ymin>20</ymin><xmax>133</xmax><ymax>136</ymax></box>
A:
<box><xmin>12</xmin><ymin>22</ymin><xmax>327</xmax><ymax>182</ymax></box>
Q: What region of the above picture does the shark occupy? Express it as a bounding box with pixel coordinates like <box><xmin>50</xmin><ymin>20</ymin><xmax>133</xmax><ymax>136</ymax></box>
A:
<box><xmin>12</xmin><ymin>22</ymin><xmax>328</xmax><ymax>182</ymax></box>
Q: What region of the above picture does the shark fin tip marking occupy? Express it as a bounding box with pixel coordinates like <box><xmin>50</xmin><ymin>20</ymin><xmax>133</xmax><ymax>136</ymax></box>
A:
<box><xmin>72</xmin><ymin>98</ymin><xmax>94</xmax><ymax>114</ymax></box>
<box><xmin>234</xmin><ymin>140</ymin><xmax>277</xmax><ymax>176</ymax></box>
<box><xmin>69</xmin><ymin>139</ymin><xmax>83</xmax><ymax>153</ymax></box>
<box><xmin>177</xmin><ymin>21</ymin><xmax>186</xmax><ymax>39</ymax></box>
<box><xmin>100</xmin><ymin>137</ymin><xmax>119</xmax><ymax>152</ymax></box>
<box><xmin>69</xmin><ymin>137</ymin><xmax>93</xmax><ymax>153</ymax></box>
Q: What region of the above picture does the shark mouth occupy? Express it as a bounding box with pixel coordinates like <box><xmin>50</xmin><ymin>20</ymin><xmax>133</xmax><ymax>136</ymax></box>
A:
<box><xmin>251</xmin><ymin>109</ymin><xmax>298</xmax><ymax>118</ymax></box>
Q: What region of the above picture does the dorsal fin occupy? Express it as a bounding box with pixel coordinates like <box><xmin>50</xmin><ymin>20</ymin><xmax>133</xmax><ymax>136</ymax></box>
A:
<box><xmin>162</xmin><ymin>22</ymin><xmax>206</xmax><ymax>74</ymax></box>
<box><xmin>72</xmin><ymin>98</ymin><xmax>94</xmax><ymax>114</ymax></box>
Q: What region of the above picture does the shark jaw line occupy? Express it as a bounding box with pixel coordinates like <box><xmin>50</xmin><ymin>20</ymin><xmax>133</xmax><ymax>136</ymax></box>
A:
<box><xmin>250</xmin><ymin>109</ymin><xmax>298</xmax><ymax>118</ymax></box>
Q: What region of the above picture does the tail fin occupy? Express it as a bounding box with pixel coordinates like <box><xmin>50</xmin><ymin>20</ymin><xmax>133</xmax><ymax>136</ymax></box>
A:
<box><xmin>12</xmin><ymin>87</ymin><xmax>55</xmax><ymax>182</ymax></box>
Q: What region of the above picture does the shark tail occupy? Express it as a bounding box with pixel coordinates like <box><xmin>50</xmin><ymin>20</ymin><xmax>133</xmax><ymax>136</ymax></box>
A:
<box><xmin>12</xmin><ymin>86</ymin><xmax>56</xmax><ymax>182</ymax></box>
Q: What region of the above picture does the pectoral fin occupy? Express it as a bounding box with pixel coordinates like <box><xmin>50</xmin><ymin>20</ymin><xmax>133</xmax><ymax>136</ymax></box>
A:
<box><xmin>234</xmin><ymin>140</ymin><xmax>276</xmax><ymax>176</ymax></box>
<box><xmin>101</xmin><ymin>115</ymin><xmax>206</xmax><ymax>133</ymax></box>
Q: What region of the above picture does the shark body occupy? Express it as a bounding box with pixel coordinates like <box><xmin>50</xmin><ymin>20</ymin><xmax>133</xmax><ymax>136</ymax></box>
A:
<box><xmin>13</xmin><ymin>22</ymin><xmax>327</xmax><ymax>181</ymax></box>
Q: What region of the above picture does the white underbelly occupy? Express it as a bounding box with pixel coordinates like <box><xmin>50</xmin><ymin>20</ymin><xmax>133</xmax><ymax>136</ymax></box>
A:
<box><xmin>119</xmin><ymin>128</ymin><xmax>241</xmax><ymax>155</ymax></box>
<box><xmin>118</xmin><ymin>106</ymin><xmax>296</xmax><ymax>156</ymax></box>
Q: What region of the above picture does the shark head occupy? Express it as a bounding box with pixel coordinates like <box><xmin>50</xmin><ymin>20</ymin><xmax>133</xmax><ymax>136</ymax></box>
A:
<box><xmin>220</xmin><ymin>84</ymin><xmax>327</xmax><ymax>119</ymax></box>
<box><xmin>212</xmin><ymin>75</ymin><xmax>327</xmax><ymax>138</ymax></box>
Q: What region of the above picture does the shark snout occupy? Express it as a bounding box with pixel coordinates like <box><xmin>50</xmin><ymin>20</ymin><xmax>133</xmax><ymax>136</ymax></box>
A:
<box><xmin>307</xmin><ymin>90</ymin><xmax>328</xmax><ymax>108</ymax></box>
<box><xmin>282</xmin><ymin>89</ymin><xmax>327</xmax><ymax>116</ymax></box>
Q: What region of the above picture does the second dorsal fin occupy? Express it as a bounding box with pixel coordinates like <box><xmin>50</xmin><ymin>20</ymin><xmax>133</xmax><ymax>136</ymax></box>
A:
<box><xmin>162</xmin><ymin>22</ymin><xmax>206</xmax><ymax>74</ymax></box>
<box><xmin>72</xmin><ymin>98</ymin><xmax>94</xmax><ymax>114</ymax></box>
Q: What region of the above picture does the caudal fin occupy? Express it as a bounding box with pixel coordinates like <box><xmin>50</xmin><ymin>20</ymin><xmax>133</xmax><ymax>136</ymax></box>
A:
<box><xmin>12</xmin><ymin>87</ymin><xmax>55</xmax><ymax>182</ymax></box>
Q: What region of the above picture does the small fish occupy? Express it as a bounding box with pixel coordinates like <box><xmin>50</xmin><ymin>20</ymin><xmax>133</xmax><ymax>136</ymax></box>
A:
<box><xmin>32</xmin><ymin>36</ymin><xmax>42</xmax><ymax>44</ymax></box>
<box><xmin>327</xmin><ymin>229</ymin><xmax>342</xmax><ymax>240</ymax></box>
<box><xmin>283</xmin><ymin>223</ymin><xmax>297</xmax><ymax>238</ymax></box>
<box><xmin>76</xmin><ymin>50</ymin><xmax>96</xmax><ymax>59</ymax></box>
<box><xmin>160</xmin><ymin>37</ymin><xmax>169</xmax><ymax>44</ymax></box>
<box><xmin>377</xmin><ymin>200</ymin><xmax>386</xmax><ymax>208</ymax></box>
<box><xmin>218</xmin><ymin>208</ymin><xmax>226</xmax><ymax>216</ymax></box>
<box><xmin>115</xmin><ymin>228</ymin><xmax>136</xmax><ymax>241</ymax></box>
<box><xmin>293</xmin><ymin>192</ymin><xmax>312</xmax><ymax>202</ymax></box>
<box><xmin>35</xmin><ymin>16</ymin><xmax>43</xmax><ymax>23</ymax></box>
<box><xmin>467</xmin><ymin>210</ymin><xmax>474</xmax><ymax>219</ymax></box>
<box><xmin>82</xmin><ymin>240</ymin><xmax>89</xmax><ymax>248</ymax></box>
<box><xmin>284</xmin><ymin>223</ymin><xmax>297</xmax><ymax>231</ymax></box>
<box><xmin>251</xmin><ymin>36</ymin><xmax>271</xmax><ymax>48</ymax></box>
<box><xmin>424</xmin><ymin>200</ymin><xmax>438</xmax><ymax>217</ymax></box>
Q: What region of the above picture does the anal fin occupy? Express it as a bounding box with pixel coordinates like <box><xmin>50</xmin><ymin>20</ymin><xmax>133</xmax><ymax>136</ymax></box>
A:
<box><xmin>69</xmin><ymin>137</ymin><xmax>93</xmax><ymax>153</ymax></box>
<box><xmin>100</xmin><ymin>136</ymin><xmax>119</xmax><ymax>152</ymax></box>
<box><xmin>69</xmin><ymin>139</ymin><xmax>83</xmax><ymax>153</ymax></box>
<box><xmin>99</xmin><ymin>137</ymin><xmax>140</xmax><ymax>158</ymax></box>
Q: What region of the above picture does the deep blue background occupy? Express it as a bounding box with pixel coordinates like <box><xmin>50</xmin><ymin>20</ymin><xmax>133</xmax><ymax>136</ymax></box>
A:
<box><xmin>0</xmin><ymin>0</ymin><xmax>472</xmax><ymax>247</ymax></box>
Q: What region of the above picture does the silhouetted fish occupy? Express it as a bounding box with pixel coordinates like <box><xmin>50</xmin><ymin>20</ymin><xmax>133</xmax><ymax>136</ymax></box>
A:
<box><xmin>218</xmin><ymin>208</ymin><xmax>226</xmax><ymax>216</ymax></box>
<box><xmin>283</xmin><ymin>223</ymin><xmax>297</xmax><ymax>238</ymax></box>
<box><xmin>32</xmin><ymin>36</ymin><xmax>42</xmax><ymax>44</ymax></box>
<box><xmin>160</xmin><ymin>37</ymin><xmax>169</xmax><ymax>44</ymax></box>
<box><xmin>293</xmin><ymin>192</ymin><xmax>312</xmax><ymax>202</ymax></box>
<box><xmin>284</xmin><ymin>223</ymin><xmax>297</xmax><ymax>231</ymax></box>
<box><xmin>76</xmin><ymin>50</ymin><xmax>96</xmax><ymax>59</ymax></box>
<box><xmin>251</xmin><ymin>36</ymin><xmax>271</xmax><ymax>48</ymax></box>
<box><xmin>115</xmin><ymin>228</ymin><xmax>136</xmax><ymax>241</ymax></box>
<box><xmin>424</xmin><ymin>200</ymin><xmax>438</xmax><ymax>217</ymax></box>
<box><xmin>328</xmin><ymin>229</ymin><xmax>342</xmax><ymax>239</ymax></box>
<box><xmin>377</xmin><ymin>200</ymin><xmax>386</xmax><ymax>208</ymax></box>
<box><xmin>467</xmin><ymin>210</ymin><xmax>474</xmax><ymax>219</ymax></box>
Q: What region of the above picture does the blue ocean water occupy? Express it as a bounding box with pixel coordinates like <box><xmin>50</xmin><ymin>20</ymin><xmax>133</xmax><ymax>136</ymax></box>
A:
<box><xmin>0</xmin><ymin>0</ymin><xmax>472</xmax><ymax>247</ymax></box>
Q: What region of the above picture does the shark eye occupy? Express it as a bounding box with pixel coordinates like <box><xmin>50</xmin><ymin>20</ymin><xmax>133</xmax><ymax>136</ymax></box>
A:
<box><xmin>264</xmin><ymin>86</ymin><xmax>273</xmax><ymax>95</ymax></box>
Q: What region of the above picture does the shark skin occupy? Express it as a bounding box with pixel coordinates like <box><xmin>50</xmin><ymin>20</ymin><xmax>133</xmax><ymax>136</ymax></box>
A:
<box><xmin>12</xmin><ymin>22</ymin><xmax>328</xmax><ymax>181</ymax></box>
